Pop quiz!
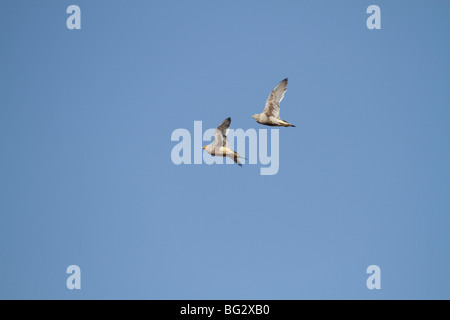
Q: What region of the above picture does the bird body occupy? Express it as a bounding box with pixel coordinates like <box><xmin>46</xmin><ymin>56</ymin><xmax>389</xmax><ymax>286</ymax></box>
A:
<box><xmin>203</xmin><ymin>117</ymin><xmax>244</xmax><ymax>166</ymax></box>
<box><xmin>252</xmin><ymin>78</ymin><xmax>295</xmax><ymax>127</ymax></box>
<box><xmin>252</xmin><ymin>113</ymin><xmax>294</xmax><ymax>127</ymax></box>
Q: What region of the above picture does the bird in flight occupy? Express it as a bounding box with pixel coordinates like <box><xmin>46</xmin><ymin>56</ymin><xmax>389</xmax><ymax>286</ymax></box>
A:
<box><xmin>202</xmin><ymin>117</ymin><xmax>245</xmax><ymax>166</ymax></box>
<box><xmin>252</xmin><ymin>78</ymin><xmax>295</xmax><ymax>127</ymax></box>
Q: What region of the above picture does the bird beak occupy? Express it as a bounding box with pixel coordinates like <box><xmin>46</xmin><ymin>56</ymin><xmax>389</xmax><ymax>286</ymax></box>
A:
<box><xmin>202</xmin><ymin>146</ymin><xmax>206</xmax><ymax>149</ymax></box>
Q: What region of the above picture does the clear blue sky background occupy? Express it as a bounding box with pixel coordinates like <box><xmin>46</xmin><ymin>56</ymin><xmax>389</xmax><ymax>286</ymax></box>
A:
<box><xmin>1</xmin><ymin>1</ymin><xmax>449</xmax><ymax>300</ymax></box>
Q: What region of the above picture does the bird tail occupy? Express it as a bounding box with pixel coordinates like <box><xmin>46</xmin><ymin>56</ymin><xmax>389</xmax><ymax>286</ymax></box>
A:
<box><xmin>235</xmin><ymin>152</ymin><xmax>247</xmax><ymax>160</ymax></box>
<box><xmin>282</xmin><ymin>120</ymin><xmax>295</xmax><ymax>127</ymax></box>
<box><xmin>233</xmin><ymin>153</ymin><xmax>243</xmax><ymax>166</ymax></box>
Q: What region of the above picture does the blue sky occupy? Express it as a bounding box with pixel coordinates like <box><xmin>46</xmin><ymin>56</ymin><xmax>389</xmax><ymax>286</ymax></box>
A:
<box><xmin>1</xmin><ymin>0</ymin><xmax>449</xmax><ymax>299</ymax></box>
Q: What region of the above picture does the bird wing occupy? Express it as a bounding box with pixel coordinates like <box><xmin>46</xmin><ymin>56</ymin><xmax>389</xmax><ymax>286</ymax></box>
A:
<box><xmin>262</xmin><ymin>78</ymin><xmax>288</xmax><ymax>119</ymax></box>
<box><xmin>214</xmin><ymin>117</ymin><xmax>231</xmax><ymax>149</ymax></box>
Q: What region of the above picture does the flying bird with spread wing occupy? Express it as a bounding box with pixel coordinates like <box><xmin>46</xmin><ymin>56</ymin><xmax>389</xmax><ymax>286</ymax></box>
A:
<box><xmin>202</xmin><ymin>117</ymin><xmax>245</xmax><ymax>166</ymax></box>
<box><xmin>252</xmin><ymin>78</ymin><xmax>295</xmax><ymax>127</ymax></box>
